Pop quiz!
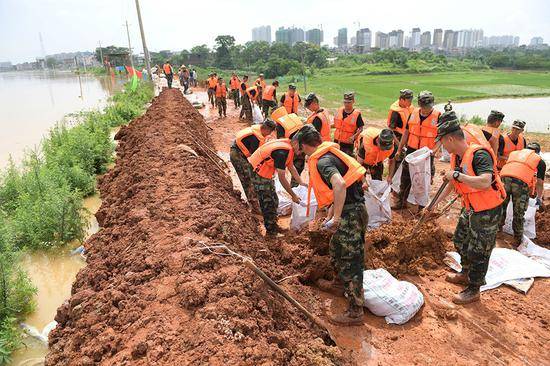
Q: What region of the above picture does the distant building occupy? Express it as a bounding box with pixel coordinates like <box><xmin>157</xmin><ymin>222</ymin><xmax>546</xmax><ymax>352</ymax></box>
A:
<box><xmin>433</xmin><ymin>29</ymin><xmax>443</xmax><ymax>48</ymax></box>
<box><xmin>375</xmin><ymin>32</ymin><xmax>389</xmax><ymax>49</ymax></box>
<box><xmin>275</xmin><ymin>27</ymin><xmax>304</xmax><ymax>46</ymax></box>
<box><xmin>0</xmin><ymin>61</ymin><xmax>13</xmax><ymax>72</ymax></box>
<box><xmin>350</xmin><ymin>36</ymin><xmax>357</xmax><ymax>47</ymax></box>
<box><xmin>411</xmin><ymin>27</ymin><xmax>421</xmax><ymax>49</ymax></box>
<box><xmin>455</xmin><ymin>29</ymin><xmax>484</xmax><ymax>48</ymax></box>
<box><xmin>530</xmin><ymin>36</ymin><xmax>544</xmax><ymax>46</ymax></box>
<box><xmin>306</xmin><ymin>28</ymin><xmax>323</xmax><ymax>46</ymax></box>
<box><xmin>252</xmin><ymin>26</ymin><xmax>272</xmax><ymax>43</ymax></box>
<box><xmin>337</xmin><ymin>28</ymin><xmax>348</xmax><ymax>49</ymax></box>
<box><xmin>356</xmin><ymin>28</ymin><xmax>372</xmax><ymax>53</ymax></box>
<box><xmin>483</xmin><ymin>35</ymin><xmax>519</xmax><ymax>47</ymax></box>
<box><xmin>420</xmin><ymin>31</ymin><xmax>431</xmax><ymax>48</ymax></box>
<box><xmin>388</xmin><ymin>30</ymin><xmax>404</xmax><ymax>48</ymax></box>
<box><xmin>443</xmin><ymin>29</ymin><xmax>455</xmax><ymax>50</ymax></box>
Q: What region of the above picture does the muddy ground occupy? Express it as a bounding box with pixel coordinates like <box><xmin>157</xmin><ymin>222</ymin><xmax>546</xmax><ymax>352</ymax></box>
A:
<box><xmin>46</xmin><ymin>87</ymin><xmax>549</xmax><ymax>366</ymax></box>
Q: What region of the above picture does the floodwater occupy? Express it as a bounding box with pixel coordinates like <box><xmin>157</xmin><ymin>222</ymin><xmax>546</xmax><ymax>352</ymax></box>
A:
<box><xmin>436</xmin><ymin>97</ymin><xmax>550</xmax><ymax>133</ymax></box>
<box><xmin>0</xmin><ymin>70</ymin><xmax>122</xmax><ymax>168</ymax></box>
<box><xmin>9</xmin><ymin>194</ymin><xmax>101</xmax><ymax>366</ymax></box>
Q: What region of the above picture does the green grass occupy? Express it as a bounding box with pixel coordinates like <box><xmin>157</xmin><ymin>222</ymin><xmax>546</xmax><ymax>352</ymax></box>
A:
<box><xmin>305</xmin><ymin>70</ymin><xmax>550</xmax><ymax>119</ymax></box>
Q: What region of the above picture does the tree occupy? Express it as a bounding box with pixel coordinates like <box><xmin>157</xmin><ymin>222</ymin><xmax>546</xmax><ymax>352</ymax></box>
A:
<box><xmin>45</xmin><ymin>57</ymin><xmax>58</xmax><ymax>69</ymax></box>
<box><xmin>190</xmin><ymin>44</ymin><xmax>211</xmax><ymax>66</ymax></box>
<box><xmin>214</xmin><ymin>35</ymin><xmax>236</xmax><ymax>69</ymax></box>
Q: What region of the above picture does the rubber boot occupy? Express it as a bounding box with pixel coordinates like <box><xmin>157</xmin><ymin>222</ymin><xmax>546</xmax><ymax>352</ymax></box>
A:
<box><xmin>316</xmin><ymin>278</ymin><xmax>345</xmax><ymax>297</ymax></box>
<box><xmin>328</xmin><ymin>303</ymin><xmax>364</xmax><ymax>326</ymax></box>
<box><xmin>445</xmin><ymin>271</ymin><xmax>469</xmax><ymax>285</ymax></box>
<box><xmin>452</xmin><ymin>285</ymin><xmax>480</xmax><ymax>305</ymax></box>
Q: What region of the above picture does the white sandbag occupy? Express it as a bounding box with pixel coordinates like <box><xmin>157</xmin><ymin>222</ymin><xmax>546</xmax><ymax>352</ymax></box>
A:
<box><xmin>503</xmin><ymin>198</ymin><xmax>537</xmax><ymax>239</ymax></box>
<box><xmin>252</xmin><ymin>104</ymin><xmax>263</xmax><ymax>124</ymax></box>
<box><xmin>444</xmin><ymin>248</ymin><xmax>550</xmax><ymax>293</ymax></box>
<box><xmin>405</xmin><ymin>147</ymin><xmax>432</xmax><ymax>207</ymax></box>
<box><xmin>274</xmin><ymin>177</ymin><xmax>292</xmax><ymax>215</ymax></box>
<box><xmin>391</xmin><ymin>162</ymin><xmax>403</xmax><ymax>193</ymax></box>
<box><xmin>518</xmin><ymin>236</ymin><xmax>550</xmax><ymax>269</ymax></box>
<box><xmin>363</xmin><ymin>269</ymin><xmax>424</xmax><ymax>325</ymax></box>
<box><xmin>365</xmin><ymin>180</ymin><xmax>392</xmax><ymax>229</ymax></box>
<box><xmin>290</xmin><ymin>186</ymin><xmax>317</xmax><ymax>230</ymax></box>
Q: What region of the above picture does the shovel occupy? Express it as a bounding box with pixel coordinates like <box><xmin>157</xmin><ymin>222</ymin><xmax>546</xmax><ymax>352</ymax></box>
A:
<box><xmin>408</xmin><ymin>180</ymin><xmax>449</xmax><ymax>238</ymax></box>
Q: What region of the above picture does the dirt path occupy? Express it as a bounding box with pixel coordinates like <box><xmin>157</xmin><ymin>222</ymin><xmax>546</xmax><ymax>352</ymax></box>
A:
<box><xmin>196</xmin><ymin>89</ymin><xmax>550</xmax><ymax>366</ymax></box>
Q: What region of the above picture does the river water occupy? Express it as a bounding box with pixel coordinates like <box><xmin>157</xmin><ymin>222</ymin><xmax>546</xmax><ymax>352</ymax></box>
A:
<box><xmin>436</xmin><ymin>96</ymin><xmax>550</xmax><ymax>133</ymax></box>
<box><xmin>0</xmin><ymin>71</ymin><xmax>120</xmax><ymax>365</ymax></box>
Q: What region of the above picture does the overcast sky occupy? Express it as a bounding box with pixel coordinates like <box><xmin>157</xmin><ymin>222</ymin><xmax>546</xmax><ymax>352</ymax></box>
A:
<box><xmin>1</xmin><ymin>0</ymin><xmax>549</xmax><ymax>63</ymax></box>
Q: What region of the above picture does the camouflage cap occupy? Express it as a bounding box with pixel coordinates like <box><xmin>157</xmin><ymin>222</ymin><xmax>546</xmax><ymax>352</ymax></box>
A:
<box><xmin>259</xmin><ymin>73</ymin><xmax>264</xmax><ymax>77</ymax></box>
<box><xmin>343</xmin><ymin>92</ymin><xmax>355</xmax><ymax>102</ymax></box>
<box><xmin>304</xmin><ymin>93</ymin><xmax>318</xmax><ymax>107</ymax></box>
<box><xmin>418</xmin><ymin>90</ymin><xmax>434</xmax><ymax>106</ymax></box>
<box><xmin>436</xmin><ymin>111</ymin><xmax>461</xmax><ymax>142</ymax></box>
<box><xmin>512</xmin><ymin>119</ymin><xmax>526</xmax><ymax>130</ymax></box>
<box><xmin>399</xmin><ymin>89</ymin><xmax>414</xmax><ymax>99</ymax></box>
<box><xmin>527</xmin><ymin>142</ymin><xmax>541</xmax><ymax>154</ymax></box>
<box><xmin>378</xmin><ymin>129</ymin><xmax>395</xmax><ymax>150</ymax></box>
<box><xmin>288</xmin><ymin>83</ymin><xmax>297</xmax><ymax>90</ymax></box>
<box><xmin>488</xmin><ymin>110</ymin><xmax>505</xmax><ymax>121</ymax></box>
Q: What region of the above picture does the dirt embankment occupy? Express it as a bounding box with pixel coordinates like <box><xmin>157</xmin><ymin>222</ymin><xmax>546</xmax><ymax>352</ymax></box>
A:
<box><xmin>45</xmin><ymin>89</ymin><xmax>346</xmax><ymax>365</ymax></box>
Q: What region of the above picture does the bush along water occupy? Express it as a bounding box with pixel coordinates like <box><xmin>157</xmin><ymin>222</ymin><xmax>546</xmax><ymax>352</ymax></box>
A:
<box><xmin>0</xmin><ymin>80</ymin><xmax>152</xmax><ymax>363</ymax></box>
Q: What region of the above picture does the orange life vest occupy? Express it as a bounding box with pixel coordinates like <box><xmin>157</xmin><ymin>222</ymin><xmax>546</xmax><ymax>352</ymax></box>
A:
<box><xmin>500</xmin><ymin>149</ymin><xmax>541</xmax><ymax>191</ymax></box>
<box><xmin>499</xmin><ymin>133</ymin><xmax>525</xmax><ymax>169</ymax></box>
<box><xmin>215</xmin><ymin>83</ymin><xmax>227</xmax><ymax>98</ymax></box>
<box><xmin>462</xmin><ymin>124</ymin><xmax>491</xmax><ymax>151</ymax></box>
<box><xmin>450</xmin><ymin>144</ymin><xmax>506</xmax><ymax>212</ymax></box>
<box><xmin>162</xmin><ymin>64</ymin><xmax>172</xmax><ymax>74</ymax></box>
<box><xmin>255</xmin><ymin>78</ymin><xmax>266</xmax><ymax>90</ymax></box>
<box><xmin>248</xmin><ymin>139</ymin><xmax>294</xmax><ymax>179</ymax></box>
<box><xmin>283</xmin><ymin>92</ymin><xmax>300</xmax><ymax>114</ymax></box>
<box><xmin>333</xmin><ymin>107</ymin><xmax>361</xmax><ymax>143</ymax></box>
<box><xmin>263</xmin><ymin>85</ymin><xmax>276</xmax><ymax>101</ymax></box>
<box><xmin>235</xmin><ymin>125</ymin><xmax>266</xmax><ymax>157</ymax></box>
<box><xmin>386</xmin><ymin>100</ymin><xmax>413</xmax><ymax>135</ymax></box>
<box><xmin>407</xmin><ymin>108</ymin><xmax>441</xmax><ymax>150</ymax></box>
<box><xmin>482</xmin><ymin>125</ymin><xmax>501</xmax><ymax>143</ymax></box>
<box><xmin>208</xmin><ymin>77</ymin><xmax>218</xmax><ymax>88</ymax></box>
<box><xmin>307</xmin><ymin>142</ymin><xmax>366</xmax><ymax>210</ymax></box>
<box><xmin>358</xmin><ymin>127</ymin><xmax>394</xmax><ymax>166</ymax></box>
<box><xmin>230</xmin><ymin>77</ymin><xmax>240</xmax><ymax>90</ymax></box>
<box><xmin>276</xmin><ymin>114</ymin><xmax>303</xmax><ymax>138</ymax></box>
<box><xmin>246</xmin><ymin>86</ymin><xmax>259</xmax><ymax>101</ymax></box>
<box><xmin>306</xmin><ymin>109</ymin><xmax>332</xmax><ymax>142</ymax></box>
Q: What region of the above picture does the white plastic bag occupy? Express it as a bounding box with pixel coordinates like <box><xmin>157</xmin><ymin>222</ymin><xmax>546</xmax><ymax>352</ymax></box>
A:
<box><xmin>518</xmin><ymin>236</ymin><xmax>550</xmax><ymax>269</ymax></box>
<box><xmin>405</xmin><ymin>147</ymin><xmax>432</xmax><ymax>207</ymax></box>
<box><xmin>365</xmin><ymin>180</ymin><xmax>392</xmax><ymax>229</ymax></box>
<box><xmin>252</xmin><ymin>104</ymin><xmax>263</xmax><ymax>124</ymax></box>
<box><xmin>391</xmin><ymin>162</ymin><xmax>403</xmax><ymax>193</ymax></box>
<box><xmin>274</xmin><ymin>177</ymin><xmax>292</xmax><ymax>215</ymax></box>
<box><xmin>290</xmin><ymin>186</ymin><xmax>317</xmax><ymax>230</ymax></box>
<box><xmin>503</xmin><ymin>198</ymin><xmax>537</xmax><ymax>239</ymax></box>
<box><xmin>363</xmin><ymin>269</ymin><xmax>424</xmax><ymax>325</ymax></box>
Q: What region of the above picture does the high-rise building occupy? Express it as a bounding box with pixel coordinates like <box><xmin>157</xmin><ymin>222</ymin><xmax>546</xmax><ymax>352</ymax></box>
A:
<box><xmin>443</xmin><ymin>29</ymin><xmax>455</xmax><ymax>50</ymax></box>
<box><xmin>252</xmin><ymin>26</ymin><xmax>272</xmax><ymax>43</ymax></box>
<box><xmin>433</xmin><ymin>29</ymin><xmax>443</xmax><ymax>48</ymax></box>
<box><xmin>455</xmin><ymin>29</ymin><xmax>484</xmax><ymax>48</ymax></box>
<box><xmin>275</xmin><ymin>27</ymin><xmax>304</xmax><ymax>46</ymax></box>
<box><xmin>375</xmin><ymin>32</ymin><xmax>389</xmax><ymax>49</ymax></box>
<box><xmin>411</xmin><ymin>27</ymin><xmax>421</xmax><ymax>49</ymax></box>
<box><xmin>356</xmin><ymin>28</ymin><xmax>372</xmax><ymax>52</ymax></box>
<box><xmin>420</xmin><ymin>31</ymin><xmax>431</xmax><ymax>48</ymax></box>
<box><xmin>337</xmin><ymin>28</ymin><xmax>348</xmax><ymax>48</ymax></box>
<box><xmin>530</xmin><ymin>36</ymin><xmax>544</xmax><ymax>46</ymax></box>
<box><xmin>306</xmin><ymin>28</ymin><xmax>323</xmax><ymax>46</ymax></box>
<box><xmin>483</xmin><ymin>35</ymin><xmax>520</xmax><ymax>47</ymax></box>
<box><xmin>387</xmin><ymin>30</ymin><xmax>404</xmax><ymax>49</ymax></box>
<box><xmin>350</xmin><ymin>36</ymin><xmax>357</xmax><ymax>46</ymax></box>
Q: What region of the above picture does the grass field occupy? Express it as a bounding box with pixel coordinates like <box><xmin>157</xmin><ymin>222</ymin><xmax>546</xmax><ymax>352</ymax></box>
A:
<box><xmin>305</xmin><ymin>70</ymin><xmax>550</xmax><ymax>119</ymax></box>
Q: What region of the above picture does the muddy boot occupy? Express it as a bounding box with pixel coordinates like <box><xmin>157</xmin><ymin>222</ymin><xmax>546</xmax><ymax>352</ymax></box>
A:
<box><xmin>452</xmin><ymin>285</ymin><xmax>480</xmax><ymax>305</ymax></box>
<box><xmin>445</xmin><ymin>271</ymin><xmax>469</xmax><ymax>285</ymax></box>
<box><xmin>316</xmin><ymin>278</ymin><xmax>345</xmax><ymax>297</ymax></box>
<box><xmin>328</xmin><ymin>304</ymin><xmax>364</xmax><ymax>326</ymax></box>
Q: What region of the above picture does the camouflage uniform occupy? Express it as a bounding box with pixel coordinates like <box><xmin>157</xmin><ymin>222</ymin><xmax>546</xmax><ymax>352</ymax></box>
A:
<box><xmin>240</xmin><ymin>95</ymin><xmax>252</xmax><ymax>122</ymax></box>
<box><xmin>231</xmin><ymin>89</ymin><xmax>240</xmax><ymax>108</ymax></box>
<box><xmin>229</xmin><ymin>145</ymin><xmax>257</xmax><ymax>204</ymax></box>
<box><xmin>500</xmin><ymin>176</ymin><xmax>530</xmax><ymax>241</ymax></box>
<box><xmin>216</xmin><ymin>96</ymin><xmax>227</xmax><ymax>117</ymax></box>
<box><xmin>330</xmin><ymin>203</ymin><xmax>368</xmax><ymax>308</ymax></box>
<box><xmin>453</xmin><ymin>205</ymin><xmax>502</xmax><ymax>287</ymax></box>
<box><xmin>290</xmin><ymin>153</ymin><xmax>305</xmax><ymax>187</ymax></box>
<box><xmin>252</xmin><ymin>172</ymin><xmax>278</xmax><ymax>234</ymax></box>
<box><xmin>365</xmin><ymin>162</ymin><xmax>384</xmax><ymax>181</ymax></box>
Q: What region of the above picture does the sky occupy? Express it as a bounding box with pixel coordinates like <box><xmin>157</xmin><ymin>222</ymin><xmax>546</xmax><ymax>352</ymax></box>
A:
<box><xmin>1</xmin><ymin>0</ymin><xmax>549</xmax><ymax>63</ymax></box>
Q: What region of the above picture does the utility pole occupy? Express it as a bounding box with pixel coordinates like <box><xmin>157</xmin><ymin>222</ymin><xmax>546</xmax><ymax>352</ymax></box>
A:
<box><xmin>134</xmin><ymin>0</ymin><xmax>152</xmax><ymax>77</ymax></box>
<box><xmin>98</xmin><ymin>40</ymin><xmax>104</xmax><ymax>68</ymax></box>
<box><xmin>124</xmin><ymin>20</ymin><xmax>135</xmax><ymax>71</ymax></box>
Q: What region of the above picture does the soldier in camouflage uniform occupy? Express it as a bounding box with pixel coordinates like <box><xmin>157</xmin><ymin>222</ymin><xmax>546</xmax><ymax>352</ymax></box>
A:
<box><xmin>427</xmin><ymin>112</ymin><xmax>505</xmax><ymax>304</ymax></box>
<box><xmin>499</xmin><ymin>176</ymin><xmax>530</xmax><ymax>244</ymax></box>
<box><xmin>295</xmin><ymin>125</ymin><xmax>368</xmax><ymax>325</ymax></box>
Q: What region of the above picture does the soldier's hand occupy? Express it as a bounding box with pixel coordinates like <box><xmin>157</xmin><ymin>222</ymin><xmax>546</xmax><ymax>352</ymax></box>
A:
<box><xmin>291</xmin><ymin>193</ymin><xmax>301</xmax><ymax>204</ymax></box>
<box><xmin>362</xmin><ymin>181</ymin><xmax>369</xmax><ymax>191</ymax></box>
<box><xmin>397</xmin><ymin>151</ymin><xmax>406</xmax><ymax>160</ymax></box>
<box><xmin>442</xmin><ymin>170</ymin><xmax>454</xmax><ymax>182</ymax></box>
<box><xmin>322</xmin><ymin>217</ymin><xmax>340</xmax><ymax>231</ymax></box>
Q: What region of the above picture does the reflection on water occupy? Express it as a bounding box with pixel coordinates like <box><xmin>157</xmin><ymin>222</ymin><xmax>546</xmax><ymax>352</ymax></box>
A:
<box><xmin>0</xmin><ymin>70</ymin><xmax>123</xmax><ymax>169</ymax></box>
<box><xmin>9</xmin><ymin>194</ymin><xmax>101</xmax><ymax>366</ymax></box>
<box><xmin>436</xmin><ymin>97</ymin><xmax>550</xmax><ymax>133</ymax></box>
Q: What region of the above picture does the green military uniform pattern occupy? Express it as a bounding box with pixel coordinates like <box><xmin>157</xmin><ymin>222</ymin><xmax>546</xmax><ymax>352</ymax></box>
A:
<box><xmin>500</xmin><ymin>176</ymin><xmax>530</xmax><ymax>241</ymax></box>
<box><xmin>262</xmin><ymin>100</ymin><xmax>277</xmax><ymax>117</ymax></box>
<box><xmin>330</xmin><ymin>203</ymin><xmax>368</xmax><ymax>308</ymax></box>
<box><xmin>240</xmin><ymin>94</ymin><xmax>252</xmax><ymax>121</ymax></box>
<box><xmin>229</xmin><ymin>145</ymin><xmax>256</xmax><ymax>204</ymax></box>
<box><xmin>453</xmin><ymin>205</ymin><xmax>502</xmax><ymax>287</ymax></box>
<box><xmin>290</xmin><ymin>153</ymin><xmax>305</xmax><ymax>187</ymax></box>
<box><xmin>216</xmin><ymin>96</ymin><xmax>227</xmax><ymax>117</ymax></box>
<box><xmin>252</xmin><ymin>172</ymin><xmax>279</xmax><ymax>234</ymax></box>
<box><xmin>231</xmin><ymin>89</ymin><xmax>240</xmax><ymax>108</ymax></box>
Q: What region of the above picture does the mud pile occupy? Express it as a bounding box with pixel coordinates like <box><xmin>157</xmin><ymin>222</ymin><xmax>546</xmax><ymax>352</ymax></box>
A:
<box><xmin>365</xmin><ymin>218</ymin><xmax>451</xmax><ymax>276</ymax></box>
<box><xmin>535</xmin><ymin>208</ymin><xmax>550</xmax><ymax>247</ymax></box>
<box><xmin>45</xmin><ymin>89</ymin><xmax>346</xmax><ymax>365</ymax></box>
